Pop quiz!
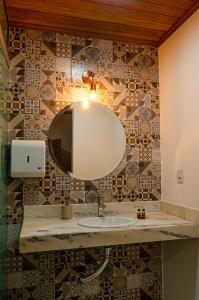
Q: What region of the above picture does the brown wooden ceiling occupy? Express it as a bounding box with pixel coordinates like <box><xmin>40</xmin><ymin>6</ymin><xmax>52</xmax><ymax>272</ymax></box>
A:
<box><xmin>4</xmin><ymin>0</ymin><xmax>199</xmax><ymax>46</ymax></box>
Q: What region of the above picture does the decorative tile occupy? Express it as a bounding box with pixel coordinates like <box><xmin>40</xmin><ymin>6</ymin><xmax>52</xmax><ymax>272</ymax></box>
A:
<box><xmin>26</xmin><ymin>38</ymin><xmax>41</xmax><ymax>55</ymax></box>
<box><xmin>127</xmin><ymin>162</ymin><xmax>139</xmax><ymax>176</ymax></box>
<box><xmin>113</xmin><ymin>176</ymin><xmax>127</xmax><ymax>190</ymax></box>
<box><xmin>100</xmin><ymin>190</ymin><xmax>112</xmax><ymax>203</ymax></box>
<box><xmin>7</xmin><ymin>272</ymin><xmax>23</xmax><ymax>289</ymax></box>
<box><xmin>127</xmin><ymin>190</ymin><xmax>139</xmax><ymax>202</ymax></box>
<box><xmin>56</xmin><ymin>33</ymin><xmax>71</xmax><ymax>44</ymax></box>
<box><xmin>125</xmin><ymin>121</ymin><xmax>139</xmax><ymax>137</ymax></box>
<box><xmin>139</xmin><ymin>145</ymin><xmax>152</xmax><ymax>163</ymax></box>
<box><xmin>56</xmin><ymin>42</ymin><xmax>71</xmax><ymax>58</ymax></box>
<box><xmin>126</xmin><ymin>44</ymin><xmax>144</xmax><ymax>66</ymax></box>
<box><xmin>23</xmin><ymin>181</ymin><xmax>40</xmax><ymax>206</ymax></box>
<box><xmin>41</xmin><ymin>56</ymin><xmax>56</xmax><ymax>71</ymax></box>
<box><xmin>85</xmin><ymin>47</ymin><xmax>100</xmax><ymax>62</ymax></box>
<box><xmin>54</xmin><ymin>176</ymin><xmax>70</xmax><ymax>191</ymax></box>
<box><xmin>6</xmin><ymin>27</ymin><xmax>161</xmax><ymax>299</ymax></box>
<box><xmin>40</xmin><ymin>83</ymin><xmax>56</xmax><ymax>101</ymax></box>
<box><xmin>6</xmin><ymin>208</ymin><xmax>23</xmax><ymax>224</ymax></box>
<box><xmin>24</xmin><ymin>114</ymin><xmax>42</xmax><ymax>140</ymax></box>
<box><xmin>24</xmin><ymin>99</ymin><xmax>40</xmax><ymax>114</ymax></box>
<box><xmin>113</xmin><ymin>42</ymin><xmax>126</xmax><ymax>64</ymax></box>
<box><xmin>99</xmin><ymin>176</ymin><xmax>113</xmax><ymax>191</ymax></box>
<box><xmin>25</xmin><ymin>85</ymin><xmax>40</xmax><ymax>100</ymax></box>
<box><xmin>39</xmin><ymin>175</ymin><xmax>55</xmax><ymax>192</ymax></box>
<box><xmin>85</xmin><ymin>180</ymin><xmax>99</xmax><ymax>191</ymax></box>
<box><xmin>138</xmin><ymin>54</ymin><xmax>155</xmax><ymax>68</ymax></box>
<box><xmin>9</xmin><ymin>53</ymin><xmax>25</xmax><ymax>83</ymax></box>
<box><xmin>8</xmin><ymin>178</ymin><xmax>23</xmax><ymax>208</ymax></box>
<box><xmin>8</xmin><ymin>83</ymin><xmax>25</xmax><ymax>113</ymax></box>
<box><xmin>85</xmin><ymin>278</ymin><xmax>100</xmax><ymax>296</ymax></box>
<box><xmin>8</xmin><ymin>113</ymin><xmax>24</xmax><ymax>141</ymax></box>
<box><xmin>70</xmin><ymin>191</ymin><xmax>85</xmax><ymax>204</ymax></box>
<box><xmin>126</xmin><ymin>134</ymin><xmax>138</xmax><ymax>147</ymax></box>
<box><xmin>112</xmin><ymin>63</ymin><xmax>126</xmax><ymax>79</ymax></box>
<box><xmin>6</xmin><ymin>254</ymin><xmax>23</xmax><ymax>273</ymax></box>
<box><xmin>71</xmin><ymin>59</ymin><xmax>85</xmax><ymax>84</ymax></box>
<box><xmin>112</xmin><ymin>189</ymin><xmax>127</xmax><ymax>202</ymax></box>
<box><xmin>6</xmin><ymin>288</ymin><xmax>23</xmax><ymax>300</ymax></box>
<box><xmin>41</xmin><ymin>32</ymin><xmax>56</xmax><ymax>56</ymax></box>
<box><xmin>70</xmin><ymin>178</ymin><xmax>85</xmax><ymax>191</ymax></box>
<box><xmin>9</xmin><ymin>28</ymin><xmax>26</xmax><ymax>57</ymax></box>
<box><xmin>138</xmin><ymin>191</ymin><xmax>151</xmax><ymax>201</ymax></box>
<box><xmin>7</xmin><ymin>224</ymin><xmax>21</xmax><ymax>252</ymax></box>
<box><xmin>98</xmin><ymin>48</ymin><xmax>113</xmax><ymax>64</ymax></box>
<box><xmin>71</xmin><ymin>36</ymin><xmax>86</xmax><ymax>46</ymax></box>
<box><xmin>24</xmin><ymin>64</ymin><xmax>40</xmax><ymax>87</ymax></box>
<box><xmin>56</xmin><ymin>71</ymin><xmax>70</xmax><ymax>87</ymax></box>
<box><xmin>85</xmin><ymin>190</ymin><xmax>99</xmax><ymax>203</ymax></box>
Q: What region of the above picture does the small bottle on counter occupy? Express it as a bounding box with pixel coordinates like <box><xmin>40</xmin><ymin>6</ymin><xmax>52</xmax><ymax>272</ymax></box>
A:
<box><xmin>137</xmin><ymin>208</ymin><xmax>146</xmax><ymax>219</ymax></box>
<box><xmin>62</xmin><ymin>199</ymin><xmax>73</xmax><ymax>220</ymax></box>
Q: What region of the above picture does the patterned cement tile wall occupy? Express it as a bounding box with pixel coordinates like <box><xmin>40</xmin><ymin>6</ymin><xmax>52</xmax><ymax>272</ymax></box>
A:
<box><xmin>6</xmin><ymin>27</ymin><xmax>160</xmax><ymax>212</ymax></box>
<box><xmin>2</xmin><ymin>27</ymin><xmax>162</xmax><ymax>300</ymax></box>
<box><xmin>3</xmin><ymin>241</ymin><xmax>162</xmax><ymax>300</ymax></box>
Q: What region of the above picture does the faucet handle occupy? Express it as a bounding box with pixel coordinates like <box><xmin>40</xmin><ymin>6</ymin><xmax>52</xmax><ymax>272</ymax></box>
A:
<box><xmin>100</xmin><ymin>202</ymin><xmax>106</xmax><ymax>209</ymax></box>
<box><xmin>98</xmin><ymin>197</ymin><xmax>106</xmax><ymax>208</ymax></box>
<box><xmin>98</xmin><ymin>198</ymin><xmax>106</xmax><ymax>217</ymax></box>
<box><xmin>98</xmin><ymin>207</ymin><xmax>105</xmax><ymax>217</ymax></box>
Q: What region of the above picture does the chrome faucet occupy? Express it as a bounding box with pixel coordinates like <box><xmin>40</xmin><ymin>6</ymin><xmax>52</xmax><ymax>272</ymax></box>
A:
<box><xmin>98</xmin><ymin>198</ymin><xmax>106</xmax><ymax>217</ymax></box>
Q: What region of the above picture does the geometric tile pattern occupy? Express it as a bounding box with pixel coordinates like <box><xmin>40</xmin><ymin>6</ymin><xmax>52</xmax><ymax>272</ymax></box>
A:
<box><xmin>4</xmin><ymin>242</ymin><xmax>162</xmax><ymax>300</ymax></box>
<box><xmin>8</xmin><ymin>26</ymin><xmax>160</xmax><ymax>206</ymax></box>
<box><xmin>4</xmin><ymin>27</ymin><xmax>162</xmax><ymax>300</ymax></box>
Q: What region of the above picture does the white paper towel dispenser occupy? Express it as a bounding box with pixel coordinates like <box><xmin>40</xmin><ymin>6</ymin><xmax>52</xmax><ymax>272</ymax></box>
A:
<box><xmin>11</xmin><ymin>140</ymin><xmax>45</xmax><ymax>177</ymax></box>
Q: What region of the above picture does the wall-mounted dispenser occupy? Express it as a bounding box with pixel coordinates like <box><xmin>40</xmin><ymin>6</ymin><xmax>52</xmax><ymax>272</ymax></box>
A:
<box><xmin>11</xmin><ymin>140</ymin><xmax>45</xmax><ymax>178</ymax></box>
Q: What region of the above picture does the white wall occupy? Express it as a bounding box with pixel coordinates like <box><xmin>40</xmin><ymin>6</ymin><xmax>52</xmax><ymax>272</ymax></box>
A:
<box><xmin>159</xmin><ymin>9</ymin><xmax>199</xmax><ymax>209</ymax></box>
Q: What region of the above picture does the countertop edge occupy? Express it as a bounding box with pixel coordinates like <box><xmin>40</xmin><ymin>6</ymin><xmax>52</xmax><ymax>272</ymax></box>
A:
<box><xmin>20</xmin><ymin>222</ymin><xmax>198</xmax><ymax>253</ymax></box>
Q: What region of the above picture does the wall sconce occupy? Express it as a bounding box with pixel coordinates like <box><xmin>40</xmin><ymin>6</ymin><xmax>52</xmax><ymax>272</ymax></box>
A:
<box><xmin>82</xmin><ymin>70</ymin><xmax>98</xmax><ymax>102</ymax></box>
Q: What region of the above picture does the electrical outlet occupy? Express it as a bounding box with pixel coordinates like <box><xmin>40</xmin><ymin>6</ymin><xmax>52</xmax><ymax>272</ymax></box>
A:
<box><xmin>177</xmin><ymin>168</ymin><xmax>184</xmax><ymax>184</ymax></box>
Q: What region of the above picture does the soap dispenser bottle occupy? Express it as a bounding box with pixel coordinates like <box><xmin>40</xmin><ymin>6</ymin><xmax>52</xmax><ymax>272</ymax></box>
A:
<box><xmin>62</xmin><ymin>198</ymin><xmax>72</xmax><ymax>220</ymax></box>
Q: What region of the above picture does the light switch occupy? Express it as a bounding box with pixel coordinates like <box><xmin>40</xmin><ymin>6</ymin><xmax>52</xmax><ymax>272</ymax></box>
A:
<box><xmin>176</xmin><ymin>168</ymin><xmax>184</xmax><ymax>184</ymax></box>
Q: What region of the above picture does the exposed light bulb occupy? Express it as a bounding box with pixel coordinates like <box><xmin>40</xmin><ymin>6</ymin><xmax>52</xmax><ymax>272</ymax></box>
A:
<box><xmin>89</xmin><ymin>90</ymin><xmax>97</xmax><ymax>101</ymax></box>
<box><xmin>82</xmin><ymin>100</ymin><xmax>89</xmax><ymax>109</ymax></box>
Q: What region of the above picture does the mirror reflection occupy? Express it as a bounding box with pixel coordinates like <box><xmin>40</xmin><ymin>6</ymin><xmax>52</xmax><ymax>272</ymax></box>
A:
<box><xmin>48</xmin><ymin>102</ymin><xmax>126</xmax><ymax>180</ymax></box>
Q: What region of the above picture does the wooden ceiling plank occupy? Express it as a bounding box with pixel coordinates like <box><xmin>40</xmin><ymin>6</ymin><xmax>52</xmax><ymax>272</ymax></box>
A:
<box><xmin>6</xmin><ymin>0</ymin><xmax>178</xmax><ymax>30</ymax></box>
<box><xmin>6</xmin><ymin>9</ymin><xmax>172</xmax><ymax>32</ymax></box>
<box><xmin>5</xmin><ymin>0</ymin><xmax>198</xmax><ymax>46</ymax></box>
<box><xmin>83</xmin><ymin>0</ymin><xmax>186</xmax><ymax>17</ymax></box>
<box><xmin>7</xmin><ymin>9</ymin><xmax>163</xmax><ymax>39</ymax></box>
<box><xmin>142</xmin><ymin>0</ymin><xmax>195</xmax><ymax>10</ymax></box>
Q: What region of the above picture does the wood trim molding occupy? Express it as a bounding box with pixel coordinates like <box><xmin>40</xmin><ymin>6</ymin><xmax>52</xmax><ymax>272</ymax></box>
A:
<box><xmin>9</xmin><ymin>20</ymin><xmax>159</xmax><ymax>46</ymax></box>
<box><xmin>158</xmin><ymin>1</ymin><xmax>199</xmax><ymax>46</ymax></box>
<box><xmin>0</xmin><ymin>25</ymin><xmax>9</xmax><ymax>67</ymax></box>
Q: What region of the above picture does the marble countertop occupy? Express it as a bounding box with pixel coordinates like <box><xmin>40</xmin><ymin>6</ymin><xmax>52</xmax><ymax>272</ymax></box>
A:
<box><xmin>20</xmin><ymin>202</ymin><xmax>198</xmax><ymax>253</ymax></box>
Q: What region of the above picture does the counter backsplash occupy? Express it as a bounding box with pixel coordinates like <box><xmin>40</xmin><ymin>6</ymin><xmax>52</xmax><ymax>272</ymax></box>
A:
<box><xmin>7</xmin><ymin>27</ymin><xmax>160</xmax><ymax>216</ymax></box>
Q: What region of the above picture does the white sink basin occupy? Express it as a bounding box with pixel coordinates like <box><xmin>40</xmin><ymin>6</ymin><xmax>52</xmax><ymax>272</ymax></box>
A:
<box><xmin>78</xmin><ymin>216</ymin><xmax>136</xmax><ymax>228</ymax></box>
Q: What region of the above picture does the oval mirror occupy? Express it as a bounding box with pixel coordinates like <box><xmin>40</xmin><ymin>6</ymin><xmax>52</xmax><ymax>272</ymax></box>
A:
<box><xmin>48</xmin><ymin>102</ymin><xmax>126</xmax><ymax>180</ymax></box>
